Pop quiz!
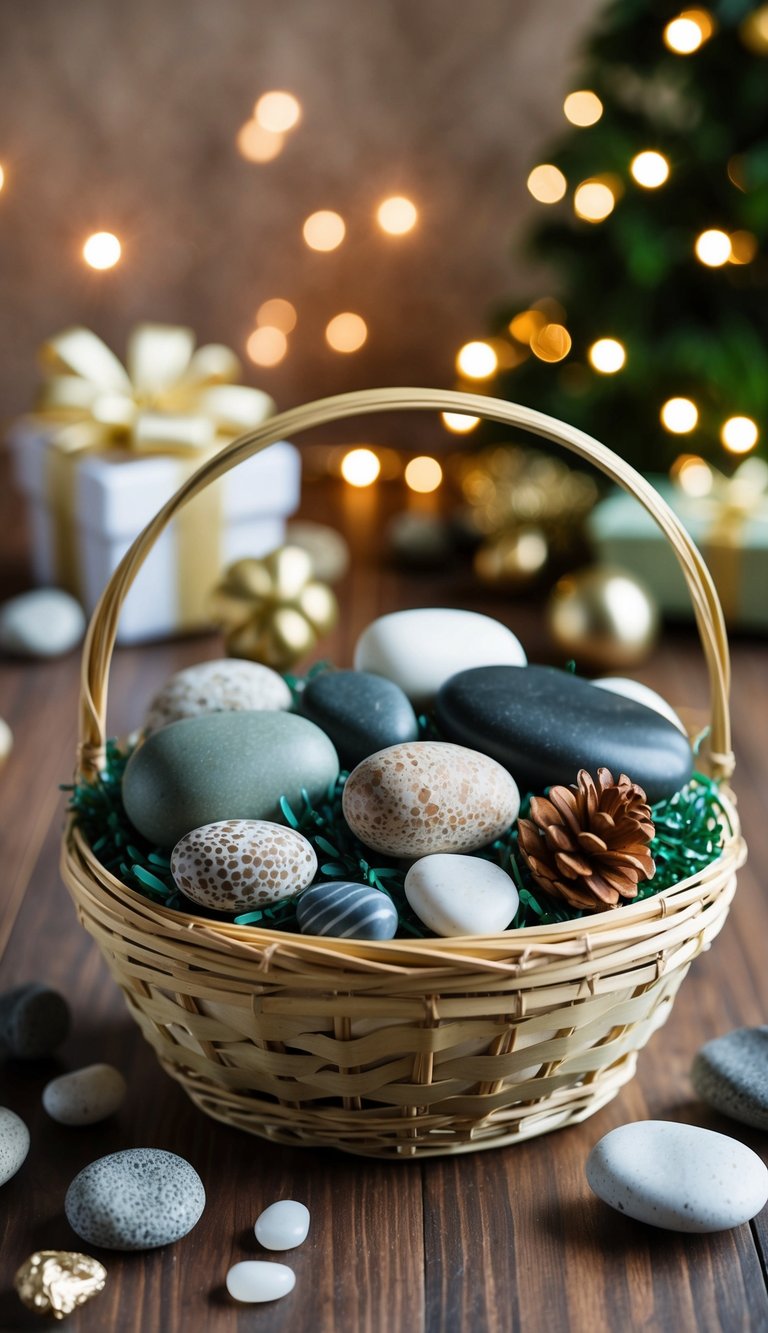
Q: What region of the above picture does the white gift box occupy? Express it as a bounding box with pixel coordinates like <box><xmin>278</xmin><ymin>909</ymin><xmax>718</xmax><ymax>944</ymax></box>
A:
<box><xmin>9</xmin><ymin>423</ymin><xmax>301</xmax><ymax>644</ymax></box>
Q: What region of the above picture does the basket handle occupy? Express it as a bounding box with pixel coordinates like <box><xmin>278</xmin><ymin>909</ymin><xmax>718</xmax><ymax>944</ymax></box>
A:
<box><xmin>77</xmin><ymin>387</ymin><xmax>733</xmax><ymax>782</ymax></box>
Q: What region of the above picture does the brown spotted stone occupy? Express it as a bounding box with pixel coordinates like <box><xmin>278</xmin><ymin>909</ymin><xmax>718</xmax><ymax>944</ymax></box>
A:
<box><xmin>170</xmin><ymin>820</ymin><xmax>316</xmax><ymax>913</ymax></box>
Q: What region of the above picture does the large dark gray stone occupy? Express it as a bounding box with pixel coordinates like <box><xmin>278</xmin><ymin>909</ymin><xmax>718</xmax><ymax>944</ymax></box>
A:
<box><xmin>300</xmin><ymin>669</ymin><xmax>418</xmax><ymax>770</ymax></box>
<box><xmin>435</xmin><ymin>664</ymin><xmax>693</xmax><ymax>803</ymax></box>
<box><xmin>0</xmin><ymin>983</ymin><xmax>70</xmax><ymax>1059</ymax></box>
<box><xmin>692</xmin><ymin>1027</ymin><xmax>768</xmax><ymax>1131</ymax></box>
<box><xmin>122</xmin><ymin>710</ymin><xmax>339</xmax><ymax>849</ymax></box>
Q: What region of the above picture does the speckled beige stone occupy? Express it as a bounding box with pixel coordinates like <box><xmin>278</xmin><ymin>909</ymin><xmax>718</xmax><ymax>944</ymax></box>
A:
<box><xmin>143</xmin><ymin>659</ymin><xmax>291</xmax><ymax>735</ymax></box>
<box><xmin>171</xmin><ymin>820</ymin><xmax>316</xmax><ymax>913</ymax></box>
<box><xmin>342</xmin><ymin>741</ymin><xmax>520</xmax><ymax>858</ymax></box>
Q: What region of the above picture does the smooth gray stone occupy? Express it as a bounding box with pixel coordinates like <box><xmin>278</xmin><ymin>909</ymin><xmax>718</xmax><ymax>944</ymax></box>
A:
<box><xmin>65</xmin><ymin>1149</ymin><xmax>205</xmax><ymax>1250</ymax></box>
<box><xmin>692</xmin><ymin>1027</ymin><xmax>768</xmax><ymax>1131</ymax></box>
<box><xmin>435</xmin><ymin>664</ymin><xmax>693</xmax><ymax>804</ymax></box>
<box><xmin>0</xmin><ymin>588</ymin><xmax>85</xmax><ymax>658</ymax></box>
<box><xmin>0</xmin><ymin>1107</ymin><xmax>30</xmax><ymax>1185</ymax></box>
<box><xmin>123</xmin><ymin>711</ymin><xmax>339</xmax><ymax>849</ymax></box>
<box><xmin>300</xmin><ymin>670</ymin><xmax>419</xmax><ymax>770</ymax></box>
<box><xmin>0</xmin><ymin>983</ymin><xmax>71</xmax><ymax>1059</ymax></box>
<box><xmin>296</xmin><ymin>881</ymin><xmax>399</xmax><ymax>940</ymax></box>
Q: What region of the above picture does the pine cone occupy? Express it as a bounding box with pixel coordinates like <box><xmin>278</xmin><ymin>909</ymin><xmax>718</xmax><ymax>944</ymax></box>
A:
<box><xmin>517</xmin><ymin>767</ymin><xmax>656</xmax><ymax>911</ymax></box>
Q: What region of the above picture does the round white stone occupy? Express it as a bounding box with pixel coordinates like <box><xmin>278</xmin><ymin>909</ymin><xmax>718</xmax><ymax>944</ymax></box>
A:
<box><xmin>0</xmin><ymin>717</ymin><xmax>12</xmax><ymax>765</ymax></box>
<box><xmin>353</xmin><ymin>608</ymin><xmax>527</xmax><ymax>708</ymax></box>
<box><xmin>0</xmin><ymin>589</ymin><xmax>85</xmax><ymax>659</ymax></box>
<box><xmin>226</xmin><ymin>1261</ymin><xmax>296</xmax><ymax>1303</ymax></box>
<box><xmin>592</xmin><ymin>677</ymin><xmax>686</xmax><ymax>733</ymax></box>
<box><xmin>255</xmin><ymin>1199</ymin><xmax>310</xmax><ymax>1250</ymax></box>
<box><xmin>586</xmin><ymin>1120</ymin><xmax>768</xmax><ymax>1233</ymax></box>
<box><xmin>0</xmin><ymin>1106</ymin><xmax>30</xmax><ymax>1185</ymax></box>
<box><xmin>43</xmin><ymin>1063</ymin><xmax>127</xmax><ymax>1126</ymax></box>
<box><xmin>405</xmin><ymin>854</ymin><xmax>519</xmax><ymax>937</ymax></box>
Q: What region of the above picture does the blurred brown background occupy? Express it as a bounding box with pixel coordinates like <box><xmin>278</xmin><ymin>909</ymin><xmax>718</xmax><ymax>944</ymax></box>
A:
<box><xmin>0</xmin><ymin>0</ymin><xmax>600</xmax><ymax>422</ymax></box>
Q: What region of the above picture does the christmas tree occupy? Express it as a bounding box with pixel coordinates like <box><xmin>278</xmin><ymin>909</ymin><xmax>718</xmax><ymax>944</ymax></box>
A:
<box><xmin>481</xmin><ymin>0</ymin><xmax>768</xmax><ymax>473</ymax></box>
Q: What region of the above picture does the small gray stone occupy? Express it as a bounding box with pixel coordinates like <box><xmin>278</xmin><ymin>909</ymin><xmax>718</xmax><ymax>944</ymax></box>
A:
<box><xmin>300</xmin><ymin>669</ymin><xmax>419</xmax><ymax>770</ymax></box>
<box><xmin>65</xmin><ymin>1149</ymin><xmax>205</xmax><ymax>1250</ymax></box>
<box><xmin>122</xmin><ymin>710</ymin><xmax>339</xmax><ymax>849</ymax></box>
<box><xmin>43</xmin><ymin>1064</ymin><xmax>127</xmax><ymax>1126</ymax></box>
<box><xmin>0</xmin><ymin>983</ymin><xmax>71</xmax><ymax>1059</ymax></box>
<box><xmin>586</xmin><ymin>1120</ymin><xmax>768</xmax><ymax>1232</ymax></box>
<box><xmin>296</xmin><ymin>881</ymin><xmax>399</xmax><ymax>940</ymax></box>
<box><xmin>692</xmin><ymin>1027</ymin><xmax>768</xmax><ymax>1131</ymax></box>
<box><xmin>0</xmin><ymin>1107</ymin><xmax>30</xmax><ymax>1185</ymax></box>
<box><xmin>0</xmin><ymin>589</ymin><xmax>85</xmax><ymax>658</ymax></box>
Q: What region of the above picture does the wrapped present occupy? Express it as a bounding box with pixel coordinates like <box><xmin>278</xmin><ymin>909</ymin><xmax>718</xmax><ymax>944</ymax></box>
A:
<box><xmin>8</xmin><ymin>325</ymin><xmax>301</xmax><ymax>643</ymax></box>
<box><xmin>588</xmin><ymin>457</ymin><xmax>768</xmax><ymax>630</ymax></box>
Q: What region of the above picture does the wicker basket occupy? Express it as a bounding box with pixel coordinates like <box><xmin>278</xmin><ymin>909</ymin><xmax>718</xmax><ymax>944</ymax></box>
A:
<box><xmin>62</xmin><ymin>388</ymin><xmax>746</xmax><ymax>1159</ymax></box>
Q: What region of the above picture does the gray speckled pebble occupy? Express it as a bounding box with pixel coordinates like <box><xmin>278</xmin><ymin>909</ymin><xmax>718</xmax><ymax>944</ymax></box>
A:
<box><xmin>587</xmin><ymin>1120</ymin><xmax>768</xmax><ymax>1233</ymax></box>
<box><xmin>43</xmin><ymin>1064</ymin><xmax>127</xmax><ymax>1126</ymax></box>
<box><xmin>65</xmin><ymin>1149</ymin><xmax>205</xmax><ymax>1250</ymax></box>
<box><xmin>0</xmin><ymin>1107</ymin><xmax>30</xmax><ymax>1185</ymax></box>
<box><xmin>0</xmin><ymin>983</ymin><xmax>71</xmax><ymax>1059</ymax></box>
<box><xmin>692</xmin><ymin>1027</ymin><xmax>768</xmax><ymax>1131</ymax></box>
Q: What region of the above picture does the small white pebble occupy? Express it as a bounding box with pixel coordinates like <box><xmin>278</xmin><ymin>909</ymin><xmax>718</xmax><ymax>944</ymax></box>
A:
<box><xmin>255</xmin><ymin>1199</ymin><xmax>310</xmax><ymax>1250</ymax></box>
<box><xmin>43</xmin><ymin>1064</ymin><xmax>127</xmax><ymax>1126</ymax></box>
<box><xmin>226</xmin><ymin>1261</ymin><xmax>295</xmax><ymax>1303</ymax></box>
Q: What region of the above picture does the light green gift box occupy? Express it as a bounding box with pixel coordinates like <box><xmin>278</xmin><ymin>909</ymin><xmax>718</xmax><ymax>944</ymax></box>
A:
<box><xmin>587</xmin><ymin>472</ymin><xmax>768</xmax><ymax>631</ymax></box>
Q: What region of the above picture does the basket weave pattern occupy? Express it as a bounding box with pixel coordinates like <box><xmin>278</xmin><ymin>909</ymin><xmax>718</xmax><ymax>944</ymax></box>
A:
<box><xmin>62</xmin><ymin>388</ymin><xmax>746</xmax><ymax>1159</ymax></box>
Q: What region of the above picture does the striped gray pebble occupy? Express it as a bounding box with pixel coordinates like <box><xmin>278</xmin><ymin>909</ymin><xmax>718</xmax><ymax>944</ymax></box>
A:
<box><xmin>296</xmin><ymin>881</ymin><xmax>398</xmax><ymax>940</ymax></box>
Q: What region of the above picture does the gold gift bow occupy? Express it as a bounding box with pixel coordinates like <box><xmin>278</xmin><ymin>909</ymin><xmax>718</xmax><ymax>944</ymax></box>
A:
<box><xmin>674</xmin><ymin>455</ymin><xmax>768</xmax><ymax>624</ymax></box>
<box><xmin>29</xmin><ymin>324</ymin><xmax>274</xmax><ymax>623</ymax></box>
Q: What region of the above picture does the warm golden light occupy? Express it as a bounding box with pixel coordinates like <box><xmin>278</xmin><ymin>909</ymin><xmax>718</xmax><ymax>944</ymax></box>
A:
<box><xmin>509</xmin><ymin>309</ymin><xmax>547</xmax><ymax>343</ymax></box>
<box><xmin>527</xmin><ymin>164</ymin><xmax>567</xmax><ymax>204</ymax></box>
<box><xmin>664</xmin><ymin>11</ymin><xmax>712</xmax><ymax>53</ymax></box>
<box><xmin>672</xmin><ymin>454</ymin><xmax>714</xmax><ymax>497</ymax></box>
<box><xmin>661</xmin><ymin>397</ymin><xmax>699</xmax><ymax>433</ymax></box>
<box><xmin>631</xmin><ymin>151</ymin><xmax>670</xmax><ymax>188</ymax></box>
<box><xmin>237</xmin><ymin>120</ymin><xmax>284</xmax><ymax>162</ymax></box>
<box><xmin>404</xmin><ymin>456</ymin><xmax>443</xmax><ymax>493</ymax></box>
<box><xmin>441</xmin><ymin>412</ymin><xmax>480</xmax><ymax>434</ymax></box>
<box><xmin>574</xmin><ymin>179</ymin><xmax>615</xmax><ymax>222</ymax></box>
<box><xmin>721</xmin><ymin>416</ymin><xmax>759</xmax><ymax>453</ymax></box>
<box><xmin>340</xmin><ymin>448</ymin><xmax>381</xmax><ymax>487</ymax></box>
<box><xmin>456</xmin><ymin>341</ymin><xmax>498</xmax><ymax>379</ymax></box>
<box><xmin>303</xmin><ymin>210</ymin><xmax>346</xmax><ymax>251</ymax></box>
<box><xmin>325</xmin><ymin>312</ymin><xmax>367</xmax><ymax>353</ymax></box>
<box><xmin>728</xmin><ymin>231</ymin><xmax>758</xmax><ymax>265</ymax></box>
<box><xmin>246</xmin><ymin>326</ymin><xmax>288</xmax><ymax>366</ymax></box>
<box><xmin>695</xmin><ymin>228</ymin><xmax>732</xmax><ymax>266</ymax></box>
<box><xmin>83</xmin><ymin>232</ymin><xmax>121</xmax><ymax>270</ymax></box>
<box><xmin>530</xmin><ymin>323</ymin><xmax>572</xmax><ymax>363</ymax></box>
<box><xmin>563</xmin><ymin>90</ymin><xmax>603</xmax><ymax>127</ymax></box>
<box><xmin>740</xmin><ymin>4</ymin><xmax>768</xmax><ymax>53</ymax></box>
<box><xmin>256</xmin><ymin>298</ymin><xmax>297</xmax><ymax>332</ymax></box>
<box><xmin>588</xmin><ymin>338</ymin><xmax>626</xmax><ymax>373</ymax></box>
<box><xmin>376</xmin><ymin>196</ymin><xmax>418</xmax><ymax>235</ymax></box>
<box><xmin>255</xmin><ymin>91</ymin><xmax>302</xmax><ymax>133</ymax></box>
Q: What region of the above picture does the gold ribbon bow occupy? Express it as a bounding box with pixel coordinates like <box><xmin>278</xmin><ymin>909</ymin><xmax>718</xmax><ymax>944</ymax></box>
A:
<box><xmin>27</xmin><ymin>324</ymin><xmax>274</xmax><ymax>616</ymax></box>
<box><xmin>673</xmin><ymin>454</ymin><xmax>768</xmax><ymax>623</ymax></box>
<box><xmin>209</xmin><ymin>547</ymin><xmax>338</xmax><ymax>670</ymax></box>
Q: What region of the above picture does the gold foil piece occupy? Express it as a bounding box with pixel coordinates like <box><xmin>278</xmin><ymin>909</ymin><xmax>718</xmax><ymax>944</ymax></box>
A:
<box><xmin>14</xmin><ymin>1250</ymin><xmax>107</xmax><ymax>1321</ymax></box>
<box><xmin>210</xmin><ymin>545</ymin><xmax>338</xmax><ymax>670</ymax></box>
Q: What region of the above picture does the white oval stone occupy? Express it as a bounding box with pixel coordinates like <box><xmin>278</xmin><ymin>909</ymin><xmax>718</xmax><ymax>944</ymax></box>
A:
<box><xmin>143</xmin><ymin>659</ymin><xmax>292</xmax><ymax>734</ymax></box>
<box><xmin>0</xmin><ymin>589</ymin><xmax>85</xmax><ymax>659</ymax></box>
<box><xmin>255</xmin><ymin>1199</ymin><xmax>310</xmax><ymax>1250</ymax></box>
<box><xmin>43</xmin><ymin>1063</ymin><xmax>127</xmax><ymax>1126</ymax></box>
<box><xmin>353</xmin><ymin>608</ymin><xmax>527</xmax><ymax>708</ymax></box>
<box><xmin>586</xmin><ymin>1120</ymin><xmax>768</xmax><ymax>1233</ymax></box>
<box><xmin>0</xmin><ymin>717</ymin><xmax>12</xmax><ymax>765</ymax></box>
<box><xmin>0</xmin><ymin>1106</ymin><xmax>30</xmax><ymax>1185</ymax></box>
<box><xmin>405</xmin><ymin>854</ymin><xmax>519</xmax><ymax>937</ymax></box>
<box><xmin>592</xmin><ymin>677</ymin><xmax>686</xmax><ymax>733</ymax></box>
<box><xmin>226</xmin><ymin>1261</ymin><xmax>296</xmax><ymax>1303</ymax></box>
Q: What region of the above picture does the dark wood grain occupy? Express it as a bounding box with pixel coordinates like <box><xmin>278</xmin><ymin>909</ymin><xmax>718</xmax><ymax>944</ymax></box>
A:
<box><xmin>1</xmin><ymin>460</ymin><xmax>768</xmax><ymax>1332</ymax></box>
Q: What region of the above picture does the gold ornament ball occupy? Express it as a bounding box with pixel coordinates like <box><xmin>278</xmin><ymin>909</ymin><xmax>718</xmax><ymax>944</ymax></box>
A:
<box><xmin>546</xmin><ymin>565</ymin><xmax>659</xmax><ymax>670</ymax></box>
<box><xmin>15</xmin><ymin>1250</ymin><xmax>107</xmax><ymax>1320</ymax></box>
<box><xmin>474</xmin><ymin>527</ymin><xmax>549</xmax><ymax>589</ymax></box>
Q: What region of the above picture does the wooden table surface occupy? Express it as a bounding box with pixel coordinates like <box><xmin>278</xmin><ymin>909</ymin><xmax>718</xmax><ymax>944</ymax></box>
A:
<box><xmin>1</xmin><ymin>463</ymin><xmax>767</xmax><ymax>1333</ymax></box>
